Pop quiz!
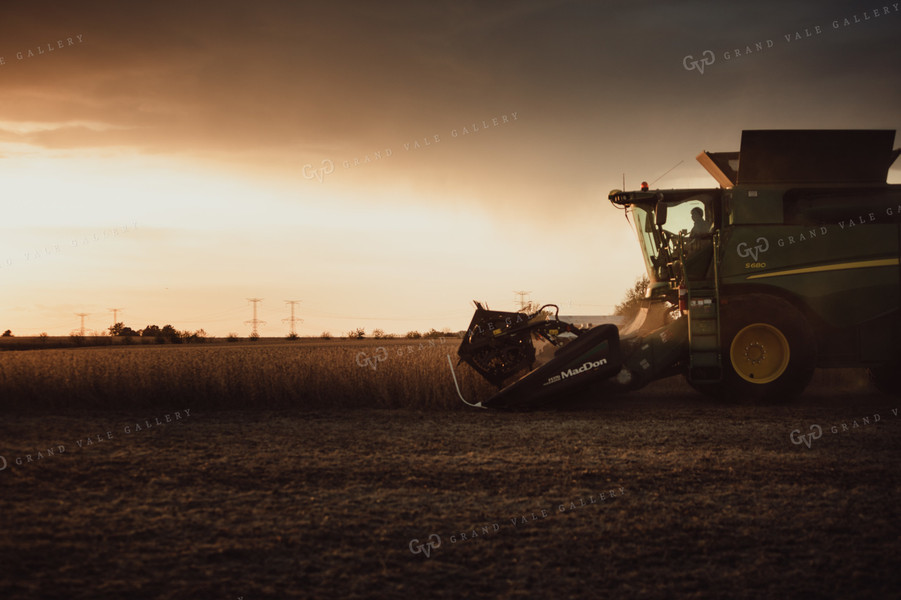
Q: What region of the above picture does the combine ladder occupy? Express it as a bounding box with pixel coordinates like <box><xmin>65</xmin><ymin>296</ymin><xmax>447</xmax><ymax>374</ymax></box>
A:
<box><xmin>686</xmin><ymin>232</ymin><xmax>722</xmax><ymax>384</ymax></box>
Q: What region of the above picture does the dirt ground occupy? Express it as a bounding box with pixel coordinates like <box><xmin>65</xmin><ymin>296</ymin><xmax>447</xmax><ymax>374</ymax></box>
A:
<box><xmin>1</xmin><ymin>380</ymin><xmax>899</xmax><ymax>599</ymax></box>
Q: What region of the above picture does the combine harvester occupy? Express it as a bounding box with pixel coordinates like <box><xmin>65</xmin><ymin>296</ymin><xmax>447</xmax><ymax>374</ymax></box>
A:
<box><xmin>452</xmin><ymin>130</ymin><xmax>901</xmax><ymax>408</ymax></box>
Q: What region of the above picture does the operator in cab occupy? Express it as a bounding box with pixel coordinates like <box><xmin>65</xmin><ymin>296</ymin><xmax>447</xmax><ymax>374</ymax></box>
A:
<box><xmin>689</xmin><ymin>206</ymin><xmax>711</xmax><ymax>237</ymax></box>
<box><xmin>683</xmin><ymin>205</ymin><xmax>714</xmax><ymax>279</ymax></box>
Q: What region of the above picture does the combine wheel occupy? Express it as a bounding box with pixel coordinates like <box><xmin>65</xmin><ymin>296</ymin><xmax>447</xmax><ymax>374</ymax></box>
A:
<box><xmin>704</xmin><ymin>294</ymin><xmax>816</xmax><ymax>403</ymax></box>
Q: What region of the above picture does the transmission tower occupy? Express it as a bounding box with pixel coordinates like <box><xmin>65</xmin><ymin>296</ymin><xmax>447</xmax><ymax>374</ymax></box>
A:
<box><xmin>75</xmin><ymin>313</ymin><xmax>89</xmax><ymax>336</ymax></box>
<box><xmin>245</xmin><ymin>298</ymin><xmax>266</xmax><ymax>337</ymax></box>
<box><xmin>283</xmin><ymin>300</ymin><xmax>303</xmax><ymax>336</ymax></box>
<box><xmin>513</xmin><ymin>290</ymin><xmax>532</xmax><ymax>311</ymax></box>
<box><xmin>108</xmin><ymin>307</ymin><xmax>123</xmax><ymax>326</ymax></box>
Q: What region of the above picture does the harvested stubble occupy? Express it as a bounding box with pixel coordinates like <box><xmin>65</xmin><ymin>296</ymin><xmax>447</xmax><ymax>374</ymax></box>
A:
<box><xmin>0</xmin><ymin>340</ymin><xmax>495</xmax><ymax>411</ymax></box>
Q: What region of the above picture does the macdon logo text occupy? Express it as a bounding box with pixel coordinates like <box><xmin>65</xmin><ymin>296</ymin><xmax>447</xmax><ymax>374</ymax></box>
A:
<box><xmin>544</xmin><ymin>359</ymin><xmax>607</xmax><ymax>385</ymax></box>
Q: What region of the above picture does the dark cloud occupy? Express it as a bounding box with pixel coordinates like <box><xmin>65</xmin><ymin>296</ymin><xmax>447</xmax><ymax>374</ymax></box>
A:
<box><xmin>0</xmin><ymin>0</ymin><xmax>897</xmax><ymax>206</ymax></box>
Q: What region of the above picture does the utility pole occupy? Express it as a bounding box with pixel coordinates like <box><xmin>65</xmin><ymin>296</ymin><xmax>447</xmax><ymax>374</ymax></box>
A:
<box><xmin>108</xmin><ymin>307</ymin><xmax>123</xmax><ymax>327</ymax></box>
<box><xmin>245</xmin><ymin>298</ymin><xmax>266</xmax><ymax>337</ymax></box>
<box><xmin>75</xmin><ymin>313</ymin><xmax>89</xmax><ymax>336</ymax></box>
<box><xmin>513</xmin><ymin>290</ymin><xmax>532</xmax><ymax>311</ymax></box>
<box><xmin>283</xmin><ymin>300</ymin><xmax>303</xmax><ymax>336</ymax></box>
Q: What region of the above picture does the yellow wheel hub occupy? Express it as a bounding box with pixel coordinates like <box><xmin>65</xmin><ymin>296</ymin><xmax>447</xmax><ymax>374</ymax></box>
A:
<box><xmin>730</xmin><ymin>323</ymin><xmax>790</xmax><ymax>384</ymax></box>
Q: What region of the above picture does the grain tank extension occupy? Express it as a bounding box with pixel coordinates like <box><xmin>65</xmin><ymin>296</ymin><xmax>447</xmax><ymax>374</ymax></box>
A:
<box><xmin>455</xmin><ymin>130</ymin><xmax>901</xmax><ymax>408</ymax></box>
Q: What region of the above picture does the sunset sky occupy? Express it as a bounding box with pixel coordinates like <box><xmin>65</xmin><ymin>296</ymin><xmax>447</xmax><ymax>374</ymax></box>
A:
<box><xmin>1</xmin><ymin>0</ymin><xmax>899</xmax><ymax>337</ymax></box>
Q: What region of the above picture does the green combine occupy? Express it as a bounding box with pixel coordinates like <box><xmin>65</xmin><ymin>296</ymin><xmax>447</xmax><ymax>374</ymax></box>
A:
<box><xmin>454</xmin><ymin>130</ymin><xmax>900</xmax><ymax>408</ymax></box>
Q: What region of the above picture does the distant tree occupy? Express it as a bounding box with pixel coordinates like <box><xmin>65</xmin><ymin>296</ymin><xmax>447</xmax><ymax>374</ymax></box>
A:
<box><xmin>423</xmin><ymin>328</ymin><xmax>444</xmax><ymax>339</ymax></box>
<box><xmin>226</xmin><ymin>332</ymin><xmax>240</xmax><ymax>342</ymax></box>
<box><xmin>249</xmin><ymin>331</ymin><xmax>260</xmax><ymax>341</ymax></box>
<box><xmin>286</xmin><ymin>332</ymin><xmax>299</xmax><ymax>340</ymax></box>
<box><xmin>320</xmin><ymin>331</ymin><xmax>332</xmax><ymax>340</ymax></box>
<box><xmin>141</xmin><ymin>325</ymin><xmax>161</xmax><ymax>338</ymax></box>
<box><xmin>182</xmin><ymin>328</ymin><xmax>207</xmax><ymax>343</ymax></box>
<box><xmin>372</xmin><ymin>328</ymin><xmax>386</xmax><ymax>339</ymax></box>
<box><xmin>1</xmin><ymin>329</ymin><xmax>11</xmax><ymax>337</ymax></box>
<box><xmin>347</xmin><ymin>327</ymin><xmax>365</xmax><ymax>339</ymax></box>
<box><xmin>109</xmin><ymin>322</ymin><xmax>138</xmax><ymax>336</ymax></box>
<box><xmin>614</xmin><ymin>275</ymin><xmax>650</xmax><ymax>321</ymax></box>
<box><xmin>405</xmin><ymin>330</ymin><xmax>421</xmax><ymax>339</ymax></box>
<box><xmin>160</xmin><ymin>324</ymin><xmax>181</xmax><ymax>343</ymax></box>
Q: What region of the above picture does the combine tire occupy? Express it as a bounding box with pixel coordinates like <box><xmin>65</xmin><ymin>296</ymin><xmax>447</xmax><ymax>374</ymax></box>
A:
<box><xmin>698</xmin><ymin>294</ymin><xmax>816</xmax><ymax>403</ymax></box>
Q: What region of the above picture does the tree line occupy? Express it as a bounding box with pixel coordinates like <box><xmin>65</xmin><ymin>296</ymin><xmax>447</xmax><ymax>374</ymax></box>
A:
<box><xmin>109</xmin><ymin>322</ymin><xmax>207</xmax><ymax>343</ymax></box>
<box><xmin>333</xmin><ymin>328</ymin><xmax>451</xmax><ymax>340</ymax></box>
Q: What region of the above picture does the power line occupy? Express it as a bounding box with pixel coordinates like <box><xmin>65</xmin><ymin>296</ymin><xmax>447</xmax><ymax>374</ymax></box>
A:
<box><xmin>75</xmin><ymin>313</ymin><xmax>89</xmax><ymax>336</ymax></box>
<box><xmin>108</xmin><ymin>307</ymin><xmax>123</xmax><ymax>326</ymax></box>
<box><xmin>513</xmin><ymin>290</ymin><xmax>532</xmax><ymax>311</ymax></box>
<box><xmin>245</xmin><ymin>298</ymin><xmax>265</xmax><ymax>337</ymax></box>
<box><xmin>283</xmin><ymin>300</ymin><xmax>303</xmax><ymax>336</ymax></box>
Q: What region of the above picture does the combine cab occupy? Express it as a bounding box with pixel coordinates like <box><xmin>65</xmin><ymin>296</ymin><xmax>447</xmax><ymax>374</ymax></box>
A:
<box><xmin>455</xmin><ymin>130</ymin><xmax>901</xmax><ymax>408</ymax></box>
